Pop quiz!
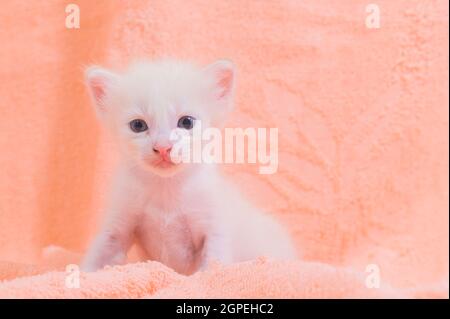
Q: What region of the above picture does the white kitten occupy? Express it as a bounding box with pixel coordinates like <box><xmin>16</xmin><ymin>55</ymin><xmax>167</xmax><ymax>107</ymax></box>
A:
<box><xmin>82</xmin><ymin>59</ymin><xmax>296</xmax><ymax>274</ymax></box>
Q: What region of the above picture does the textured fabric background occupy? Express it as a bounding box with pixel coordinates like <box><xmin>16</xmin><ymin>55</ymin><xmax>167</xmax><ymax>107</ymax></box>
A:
<box><xmin>0</xmin><ymin>0</ymin><xmax>448</xmax><ymax>293</ymax></box>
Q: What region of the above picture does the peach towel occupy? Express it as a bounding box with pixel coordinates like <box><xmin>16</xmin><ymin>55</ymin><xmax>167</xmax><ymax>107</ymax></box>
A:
<box><xmin>0</xmin><ymin>247</ymin><xmax>447</xmax><ymax>298</ymax></box>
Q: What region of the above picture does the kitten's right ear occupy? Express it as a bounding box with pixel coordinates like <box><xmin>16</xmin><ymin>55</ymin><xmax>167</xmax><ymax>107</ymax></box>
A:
<box><xmin>85</xmin><ymin>66</ymin><xmax>119</xmax><ymax>115</ymax></box>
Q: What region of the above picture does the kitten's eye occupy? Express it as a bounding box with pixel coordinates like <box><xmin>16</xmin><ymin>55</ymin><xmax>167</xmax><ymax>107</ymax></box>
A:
<box><xmin>177</xmin><ymin>116</ymin><xmax>196</xmax><ymax>130</ymax></box>
<box><xmin>129</xmin><ymin>119</ymin><xmax>148</xmax><ymax>133</ymax></box>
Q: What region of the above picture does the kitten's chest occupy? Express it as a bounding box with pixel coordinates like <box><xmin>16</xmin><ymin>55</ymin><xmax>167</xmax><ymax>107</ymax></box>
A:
<box><xmin>135</xmin><ymin>202</ymin><xmax>207</xmax><ymax>274</ymax></box>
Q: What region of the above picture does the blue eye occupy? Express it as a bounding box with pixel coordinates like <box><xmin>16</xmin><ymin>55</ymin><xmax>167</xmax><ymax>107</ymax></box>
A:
<box><xmin>129</xmin><ymin>119</ymin><xmax>148</xmax><ymax>133</ymax></box>
<box><xmin>177</xmin><ymin>116</ymin><xmax>196</xmax><ymax>130</ymax></box>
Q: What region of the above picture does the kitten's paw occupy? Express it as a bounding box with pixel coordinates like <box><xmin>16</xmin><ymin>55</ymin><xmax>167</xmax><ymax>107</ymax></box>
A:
<box><xmin>80</xmin><ymin>263</ymin><xmax>100</xmax><ymax>273</ymax></box>
<box><xmin>80</xmin><ymin>251</ymin><xmax>126</xmax><ymax>272</ymax></box>
<box><xmin>80</xmin><ymin>258</ymin><xmax>104</xmax><ymax>272</ymax></box>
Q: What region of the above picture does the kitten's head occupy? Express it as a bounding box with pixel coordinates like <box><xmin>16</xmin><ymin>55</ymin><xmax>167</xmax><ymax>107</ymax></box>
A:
<box><xmin>85</xmin><ymin>59</ymin><xmax>235</xmax><ymax>177</ymax></box>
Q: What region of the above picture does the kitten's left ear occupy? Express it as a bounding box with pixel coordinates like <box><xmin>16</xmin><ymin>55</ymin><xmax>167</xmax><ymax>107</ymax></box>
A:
<box><xmin>85</xmin><ymin>66</ymin><xmax>119</xmax><ymax>117</ymax></box>
<box><xmin>204</xmin><ymin>60</ymin><xmax>235</xmax><ymax>113</ymax></box>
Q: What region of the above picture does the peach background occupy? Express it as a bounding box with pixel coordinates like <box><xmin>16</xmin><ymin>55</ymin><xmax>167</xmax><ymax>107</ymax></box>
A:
<box><xmin>0</xmin><ymin>0</ymin><xmax>448</xmax><ymax>291</ymax></box>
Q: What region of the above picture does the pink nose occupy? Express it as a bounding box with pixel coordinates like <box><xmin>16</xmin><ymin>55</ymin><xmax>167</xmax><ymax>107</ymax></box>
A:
<box><xmin>153</xmin><ymin>146</ymin><xmax>172</xmax><ymax>158</ymax></box>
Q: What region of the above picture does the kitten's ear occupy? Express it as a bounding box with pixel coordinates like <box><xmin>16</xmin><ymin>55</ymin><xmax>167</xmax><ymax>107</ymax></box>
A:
<box><xmin>85</xmin><ymin>66</ymin><xmax>119</xmax><ymax>115</ymax></box>
<box><xmin>204</xmin><ymin>60</ymin><xmax>235</xmax><ymax>112</ymax></box>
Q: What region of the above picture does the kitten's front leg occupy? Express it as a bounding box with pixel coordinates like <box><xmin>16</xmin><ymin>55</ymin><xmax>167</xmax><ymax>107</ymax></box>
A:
<box><xmin>81</xmin><ymin>217</ymin><xmax>134</xmax><ymax>272</ymax></box>
<box><xmin>199</xmin><ymin>231</ymin><xmax>232</xmax><ymax>271</ymax></box>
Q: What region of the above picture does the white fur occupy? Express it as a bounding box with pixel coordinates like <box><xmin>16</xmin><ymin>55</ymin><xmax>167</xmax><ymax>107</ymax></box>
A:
<box><xmin>82</xmin><ymin>59</ymin><xmax>296</xmax><ymax>274</ymax></box>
